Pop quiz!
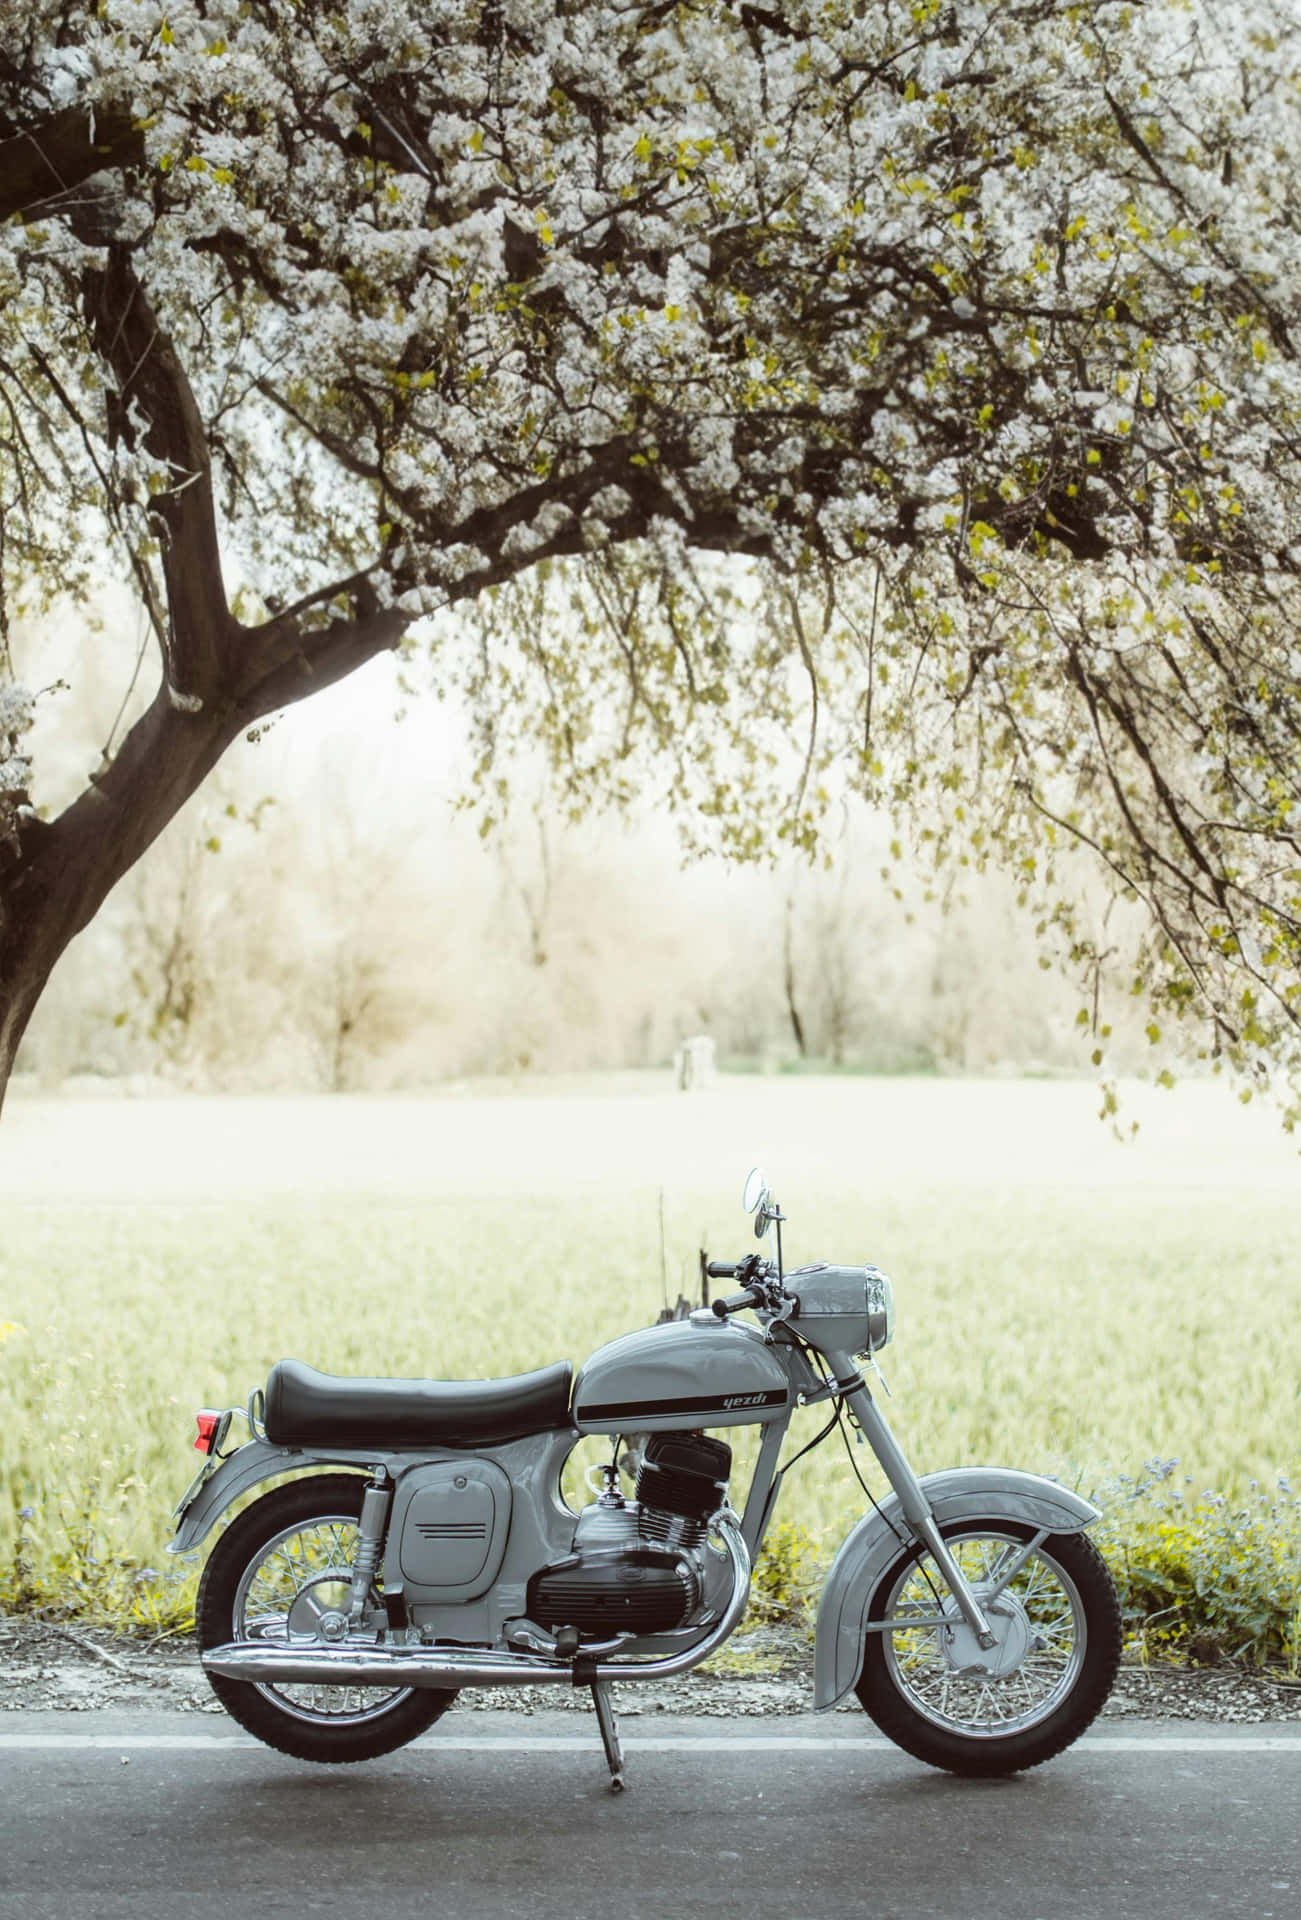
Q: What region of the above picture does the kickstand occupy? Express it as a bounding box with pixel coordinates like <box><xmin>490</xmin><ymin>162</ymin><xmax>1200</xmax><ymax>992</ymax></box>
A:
<box><xmin>589</xmin><ymin>1681</ymin><xmax>625</xmax><ymax>1793</ymax></box>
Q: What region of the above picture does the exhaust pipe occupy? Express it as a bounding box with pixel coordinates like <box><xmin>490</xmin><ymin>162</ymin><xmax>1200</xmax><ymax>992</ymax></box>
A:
<box><xmin>206</xmin><ymin>1643</ymin><xmax>606</xmax><ymax>1689</ymax></box>
<box><xmin>204</xmin><ymin>1516</ymin><xmax>751</xmax><ymax>1690</ymax></box>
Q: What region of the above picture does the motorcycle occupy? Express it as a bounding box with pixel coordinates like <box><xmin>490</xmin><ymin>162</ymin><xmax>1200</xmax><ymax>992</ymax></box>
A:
<box><xmin>171</xmin><ymin>1170</ymin><xmax>1121</xmax><ymax>1789</ymax></box>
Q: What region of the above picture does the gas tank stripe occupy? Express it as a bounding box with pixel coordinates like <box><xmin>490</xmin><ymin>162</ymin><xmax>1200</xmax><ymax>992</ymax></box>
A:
<box><xmin>574</xmin><ymin>1388</ymin><xmax>788</xmax><ymax>1421</ymax></box>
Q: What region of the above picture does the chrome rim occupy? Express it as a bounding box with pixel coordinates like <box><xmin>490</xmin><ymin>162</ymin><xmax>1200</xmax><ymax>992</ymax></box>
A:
<box><xmin>879</xmin><ymin>1529</ymin><xmax>1086</xmax><ymax>1739</ymax></box>
<box><xmin>233</xmin><ymin>1513</ymin><xmax>412</xmax><ymax>1725</ymax></box>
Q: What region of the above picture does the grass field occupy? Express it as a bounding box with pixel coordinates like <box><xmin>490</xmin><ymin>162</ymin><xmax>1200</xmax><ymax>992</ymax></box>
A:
<box><xmin>1</xmin><ymin>1075</ymin><xmax>1298</xmax><ymax>1654</ymax></box>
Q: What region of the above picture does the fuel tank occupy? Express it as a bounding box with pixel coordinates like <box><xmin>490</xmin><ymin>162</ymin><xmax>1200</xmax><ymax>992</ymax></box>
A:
<box><xmin>572</xmin><ymin>1318</ymin><xmax>791</xmax><ymax>1434</ymax></box>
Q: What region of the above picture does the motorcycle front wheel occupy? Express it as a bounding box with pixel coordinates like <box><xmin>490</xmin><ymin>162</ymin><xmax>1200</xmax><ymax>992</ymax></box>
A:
<box><xmin>197</xmin><ymin>1473</ymin><xmax>458</xmax><ymax>1763</ymax></box>
<box><xmin>856</xmin><ymin>1520</ymin><xmax>1121</xmax><ymax>1776</ymax></box>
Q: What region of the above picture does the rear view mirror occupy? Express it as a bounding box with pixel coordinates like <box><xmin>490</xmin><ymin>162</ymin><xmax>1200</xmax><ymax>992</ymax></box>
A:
<box><xmin>742</xmin><ymin>1167</ymin><xmax>773</xmax><ymax>1239</ymax></box>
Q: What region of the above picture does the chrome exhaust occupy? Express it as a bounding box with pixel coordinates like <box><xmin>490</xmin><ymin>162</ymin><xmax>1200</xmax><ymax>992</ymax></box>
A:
<box><xmin>204</xmin><ymin>1515</ymin><xmax>751</xmax><ymax>1691</ymax></box>
<box><xmin>205</xmin><ymin>1643</ymin><xmax>603</xmax><ymax>1689</ymax></box>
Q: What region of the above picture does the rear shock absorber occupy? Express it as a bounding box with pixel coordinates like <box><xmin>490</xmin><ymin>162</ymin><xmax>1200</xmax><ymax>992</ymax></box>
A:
<box><xmin>348</xmin><ymin>1471</ymin><xmax>392</xmax><ymax>1625</ymax></box>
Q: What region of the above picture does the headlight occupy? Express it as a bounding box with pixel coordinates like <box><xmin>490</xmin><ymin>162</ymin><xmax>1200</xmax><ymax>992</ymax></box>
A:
<box><xmin>862</xmin><ymin>1267</ymin><xmax>894</xmax><ymax>1355</ymax></box>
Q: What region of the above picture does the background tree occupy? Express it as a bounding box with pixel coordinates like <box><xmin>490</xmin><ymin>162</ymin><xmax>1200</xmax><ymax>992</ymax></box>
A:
<box><xmin>2</xmin><ymin>0</ymin><xmax>1300</xmax><ymax>1115</ymax></box>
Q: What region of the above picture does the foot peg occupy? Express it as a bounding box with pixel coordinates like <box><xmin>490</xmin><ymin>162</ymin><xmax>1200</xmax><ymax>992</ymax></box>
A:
<box><xmin>590</xmin><ymin>1682</ymin><xmax>625</xmax><ymax>1793</ymax></box>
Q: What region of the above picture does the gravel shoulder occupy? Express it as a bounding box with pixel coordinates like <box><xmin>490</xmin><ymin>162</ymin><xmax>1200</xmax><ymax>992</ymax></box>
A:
<box><xmin>4</xmin><ymin>1616</ymin><xmax>1299</xmax><ymax>1722</ymax></box>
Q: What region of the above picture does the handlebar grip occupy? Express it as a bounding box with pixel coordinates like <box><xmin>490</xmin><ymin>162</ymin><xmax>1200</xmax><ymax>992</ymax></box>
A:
<box><xmin>711</xmin><ymin>1287</ymin><xmax>763</xmax><ymax>1319</ymax></box>
<box><xmin>705</xmin><ymin>1261</ymin><xmax>738</xmax><ymax>1280</ymax></box>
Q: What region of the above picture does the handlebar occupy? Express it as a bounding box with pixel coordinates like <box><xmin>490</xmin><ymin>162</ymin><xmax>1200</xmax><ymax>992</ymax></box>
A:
<box><xmin>702</xmin><ymin>1253</ymin><xmax>789</xmax><ymax>1320</ymax></box>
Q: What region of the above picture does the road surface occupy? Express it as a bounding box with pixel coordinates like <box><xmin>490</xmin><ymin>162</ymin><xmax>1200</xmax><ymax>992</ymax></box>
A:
<box><xmin>2</xmin><ymin>1710</ymin><xmax>1298</xmax><ymax>1920</ymax></box>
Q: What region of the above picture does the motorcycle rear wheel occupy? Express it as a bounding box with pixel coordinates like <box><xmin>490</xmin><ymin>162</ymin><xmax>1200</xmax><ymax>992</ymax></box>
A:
<box><xmin>855</xmin><ymin>1519</ymin><xmax>1120</xmax><ymax>1776</ymax></box>
<box><xmin>197</xmin><ymin>1473</ymin><xmax>458</xmax><ymax>1763</ymax></box>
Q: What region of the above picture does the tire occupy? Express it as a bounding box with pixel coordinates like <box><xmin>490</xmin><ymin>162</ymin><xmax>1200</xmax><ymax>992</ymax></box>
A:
<box><xmin>197</xmin><ymin>1473</ymin><xmax>457</xmax><ymax>1763</ymax></box>
<box><xmin>855</xmin><ymin>1520</ymin><xmax>1121</xmax><ymax>1776</ymax></box>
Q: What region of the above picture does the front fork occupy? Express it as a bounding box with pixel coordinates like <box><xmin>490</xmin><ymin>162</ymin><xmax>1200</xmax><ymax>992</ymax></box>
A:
<box><xmin>836</xmin><ymin>1367</ymin><xmax>997</xmax><ymax>1650</ymax></box>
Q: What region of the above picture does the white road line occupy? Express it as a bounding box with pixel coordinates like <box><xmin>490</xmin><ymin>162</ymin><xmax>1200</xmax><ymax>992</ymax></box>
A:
<box><xmin>3</xmin><ymin>1732</ymin><xmax>1301</xmax><ymax>1754</ymax></box>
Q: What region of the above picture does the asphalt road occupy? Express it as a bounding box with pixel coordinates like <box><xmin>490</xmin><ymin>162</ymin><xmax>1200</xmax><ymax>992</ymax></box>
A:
<box><xmin>3</xmin><ymin>1710</ymin><xmax>1299</xmax><ymax>1920</ymax></box>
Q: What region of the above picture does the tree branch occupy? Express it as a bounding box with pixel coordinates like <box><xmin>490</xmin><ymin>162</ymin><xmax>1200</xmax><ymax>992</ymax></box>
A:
<box><xmin>235</xmin><ymin>579</ymin><xmax>408</xmax><ymax>721</ymax></box>
<box><xmin>0</xmin><ymin>104</ymin><xmax>143</xmax><ymax>224</ymax></box>
<box><xmin>82</xmin><ymin>246</ymin><xmax>235</xmax><ymax>705</ymax></box>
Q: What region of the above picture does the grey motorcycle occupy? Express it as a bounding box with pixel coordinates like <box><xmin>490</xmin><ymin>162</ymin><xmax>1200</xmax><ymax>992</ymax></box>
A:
<box><xmin>172</xmin><ymin>1171</ymin><xmax>1120</xmax><ymax>1788</ymax></box>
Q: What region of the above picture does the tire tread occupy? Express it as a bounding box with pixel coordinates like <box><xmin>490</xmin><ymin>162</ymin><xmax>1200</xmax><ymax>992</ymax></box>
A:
<box><xmin>855</xmin><ymin>1523</ymin><xmax>1121</xmax><ymax>1777</ymax></box>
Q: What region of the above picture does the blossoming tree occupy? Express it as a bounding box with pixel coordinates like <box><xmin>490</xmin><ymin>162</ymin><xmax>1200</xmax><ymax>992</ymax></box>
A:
<box><xmin>2</xmin><ymin>0</ymin><xmax>1300</xmax><ymax>1115</ymax></box>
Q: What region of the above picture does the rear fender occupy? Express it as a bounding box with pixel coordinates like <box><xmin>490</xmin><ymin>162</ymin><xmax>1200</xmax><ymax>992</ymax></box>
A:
<box><xmin>812</xmin><ymin>1467</ymin><xmax>1101</xmax><ymax>1711</ymax></box>
<box><xmin>169</xmin><ymin>1439</ymin><xmax>405</xmax><ymax>1554</ymax></box>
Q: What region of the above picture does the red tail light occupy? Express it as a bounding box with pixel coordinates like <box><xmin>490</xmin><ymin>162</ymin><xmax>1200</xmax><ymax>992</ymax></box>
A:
<box><xmin>194</xmin><ymin>1410</ymin><xmax>223</xmax><ymax>1454</ymax></box>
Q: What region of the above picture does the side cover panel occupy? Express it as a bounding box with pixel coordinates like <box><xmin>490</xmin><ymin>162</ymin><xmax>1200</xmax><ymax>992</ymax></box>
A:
<box><xmin>812</xmin><ymin>1467</ymin><xmax>1102</xmax><ymax>1711</ymax></box>
<box><xmin>390</xmin><ymin>1458</ymin><xmax>513</xmax><ymax>1601</ymax></box>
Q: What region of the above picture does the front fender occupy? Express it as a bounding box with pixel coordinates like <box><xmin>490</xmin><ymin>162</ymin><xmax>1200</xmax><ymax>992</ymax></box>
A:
<box><xmin>812</xmin><ymin>1467</ymin><xmax>1101</xmax><ymax>1711</ymax></box>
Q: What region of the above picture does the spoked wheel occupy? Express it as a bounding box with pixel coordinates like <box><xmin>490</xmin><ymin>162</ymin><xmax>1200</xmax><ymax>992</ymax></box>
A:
<box><xmin>856</xmin><ymin>1520</ymin><xmax>1121</xmax><ymax>1776</ymax></box>
<box><xmin>197</xmin><ymin>1473</ymin><xmax>457</xmax><ymax>1763</ymax></box>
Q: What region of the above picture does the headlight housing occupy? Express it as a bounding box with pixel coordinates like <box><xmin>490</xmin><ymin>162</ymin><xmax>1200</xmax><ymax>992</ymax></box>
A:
<box><xmin>787</xmin><ymin>1264</ymin><xmax>895</xmax><ymax>1356</ymax></box>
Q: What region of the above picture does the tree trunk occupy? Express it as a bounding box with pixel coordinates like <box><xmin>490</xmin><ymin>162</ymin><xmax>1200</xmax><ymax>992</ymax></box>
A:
<box><xmin>0</xmin><ymin>691</ymin><xmax>236</xmax><ymax>1112</ymax></box>
<box><xmin>0</xmin><ymin>161</ymin><xmax>418</xmax><ymax>1116</ymax></box>
<box><xmin>782</xmin><ymin>893</ymin><xmax>807</xmax><ymax>1058</ymax></box>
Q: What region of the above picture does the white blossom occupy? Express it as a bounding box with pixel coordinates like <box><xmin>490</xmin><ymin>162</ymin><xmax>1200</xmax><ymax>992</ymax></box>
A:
<box><xmin>5</xmin><ymin>0</ymin><xmax>1301</xmax><ymax>1105</ymax></box>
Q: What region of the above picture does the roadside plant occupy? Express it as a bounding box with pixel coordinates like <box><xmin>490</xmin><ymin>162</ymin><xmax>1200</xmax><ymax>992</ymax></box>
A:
<box><xmin>748</xmin><ymin>1518</ymin><xmax>822</xmax><ymax>1636</ymax></box>
<box><xmin>1098</xmin><ymin>1460</ymin><xmax>1301</xmax><ymax>1673</ymax></box>
<box><xmin>0</xmin><ymin>1481</ymin><xmax>196</xmax><ymax>1634</ymax></box>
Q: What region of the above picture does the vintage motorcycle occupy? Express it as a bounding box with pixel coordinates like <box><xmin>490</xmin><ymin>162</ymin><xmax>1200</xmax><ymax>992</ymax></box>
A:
<box><xmin>172</xmin><ymin>1171</ymin><xmax>1120</xmax><ymax>1789</ymax></box>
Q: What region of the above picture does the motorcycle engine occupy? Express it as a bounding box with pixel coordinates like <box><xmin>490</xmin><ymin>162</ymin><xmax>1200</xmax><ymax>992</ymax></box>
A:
<box><xmin>527</xmin><ymin>1433</ymin><xmax>732</xmax><ymax>1641</ymax></box>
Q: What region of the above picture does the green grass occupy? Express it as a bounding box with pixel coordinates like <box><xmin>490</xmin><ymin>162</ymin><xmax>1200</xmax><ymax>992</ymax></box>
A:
<box><xmin>2</xmin><ymin>1180</ymin><xmax>1299</xmax><ymax>1658</ymax></box>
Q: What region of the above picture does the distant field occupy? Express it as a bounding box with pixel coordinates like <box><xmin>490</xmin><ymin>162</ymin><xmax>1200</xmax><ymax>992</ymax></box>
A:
<box><xmin>1</xmin><ymin>1075</ymin><xmax>1298</xmax><ymax>1622</ymax></box>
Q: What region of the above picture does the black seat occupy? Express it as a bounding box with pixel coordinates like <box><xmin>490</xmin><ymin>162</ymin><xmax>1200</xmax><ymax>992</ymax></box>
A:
<box><xmin>264</xmin><ymin>1357</ymin><xmax>574</xmax><ymax>1450</ymax></box>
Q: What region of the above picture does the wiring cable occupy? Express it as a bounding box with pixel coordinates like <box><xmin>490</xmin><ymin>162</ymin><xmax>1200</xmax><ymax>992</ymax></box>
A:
<box><xmin>833</xmin><ymin>1393</ymin><xmax>912</xmax><ymax>1551</ymax></box>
